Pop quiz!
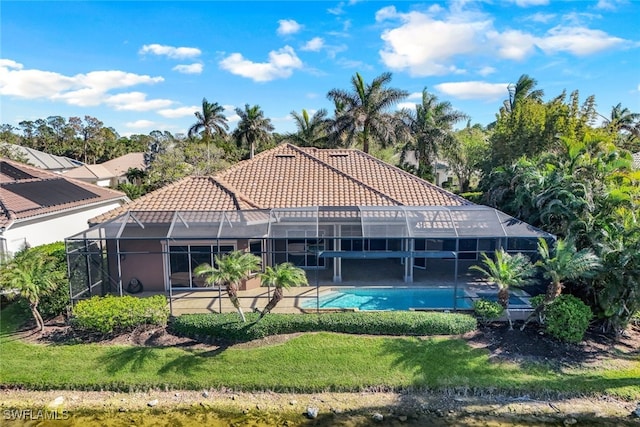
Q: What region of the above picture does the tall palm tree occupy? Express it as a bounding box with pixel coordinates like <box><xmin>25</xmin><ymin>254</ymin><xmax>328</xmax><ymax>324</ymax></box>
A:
<box><xmin>521</xmin><ymin>238</ymin><xmax>601</xmax><ymax>330</ymax></box>
<box><xmin>233</xmin><ymin>104</ymin><xmax>274</xmax><ymax>158</ymax></box>
<box><xmin>327</xmin><ymin>72</ymin><xmax>408</xmax><ymax>153</ymax></box>
<box><xmin>194</xmin><ymin>250</ymin><xmax>261</xmax><ymax>322</ymax></box>
<box><xmin>503</xmin><ymin>74</ymin><xmax>544</xmax><ymax>114</ymax></box>
<box><xmin>470</xmin><ymin>249</ymin><xmax>536</xmax><ymax>330</ymax></box>
<box><xmin>286</xmin><ymin>109</ymin><xmax>330</xmax><ymax>148</ymax></box>
<box><xmin>0</xmin><ymin>251</ymin><xmax>63</xmax><ymax>331</ymax></box>
<box><xmin>259</xmin><ymin>262</ymin><xmax>308</xmax><ymax>318</ymax></box>
<box><xmin>188</xmin><ymin>98</ymin><xmax>229</xmax><ymax>163</ymax></box>
<box><xmin>601</xmin><ymin>103</ymin><xmax>640</xmax><ymax>139</ymax></box>
<box><xmin>400</xmin><ymin>88</ymin><xmax>467</xmax><ymax>181</ymax></box>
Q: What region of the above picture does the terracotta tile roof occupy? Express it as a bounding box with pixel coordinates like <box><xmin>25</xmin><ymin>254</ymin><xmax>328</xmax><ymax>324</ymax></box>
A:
<box><xmin>64</xmin><ymin>164</ymin><xmax>113</xmax><ymax>180</ymax></box>
<box><xmin>92</xmin><ymin>144</ymin><xmax>471</xmax><ymax>223</ymax></box>
<box><xmin>101</xmin><ymin>152</ymin><xmax>146</xmax><ymax>176</ymax></box>
<box><xmin>0</xmin><ymin>158</ymin><xmax>127</xmax><ymax>228</ymax></box>
<box><xmin>90</xmin><ymin>177</ymin><xmax>260</xmax><ymax>224</ymax></box>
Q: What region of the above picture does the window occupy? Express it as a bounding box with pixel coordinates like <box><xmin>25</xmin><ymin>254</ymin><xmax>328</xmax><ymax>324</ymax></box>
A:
<box><xmin>286</xmin><ymin>231</ymin><xmax>325</xmax><ymax>269</ymax></box>
<box><xmin>168</xmin><ymin>242</ymin><xmax>236</xmax><ymax>288</ymax></box>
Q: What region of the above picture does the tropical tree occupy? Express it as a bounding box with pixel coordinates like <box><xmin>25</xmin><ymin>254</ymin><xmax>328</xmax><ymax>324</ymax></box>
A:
<box><xmin>445</xmin><ymin>123</ymin><xmax>490</xmax><ymax>192</ymax></box>
<box><xmin>259</xmin><ymin>262</ymin><xmax>308</xmax><ymax>318</ymax></box>
<box><xmin>0</xmin><ymin>250</ymin><xmax>64</xmax><ymax>331</ymax></box>
<box><xmin>501</xmin><ymin>74</ymin><xmax>544</xmax><ymax>115</ymax></box>
<box><xmin>521</xmin><ymin>238</ymin><xmax>601</xmax><ymax>330</ymax></box>
<box><xmin>600</xmin><ymin>103</ymin><xmax>640</xmax><ymax>151</ymax></box>
<box><xmin>286</xmin><ymin>109</ymin><xmax>330</xmax><ymax>148</ymax></box>
<box><xmin>233</xmin><ymin>104</ymin><xmax>274</xmax><ymax>158</ymax></box>
<box><xmin>399</xmin><ymin>88</ymin><xmax>467</xmax><ymax>181</ymax></box>
<box><xmin>193</xmin><ymin>250</ymin><xmax>261</xmax><ymax>322</ymax></box>
<box><xmin>327</xmin><ymin>72</ymin><xmax>408</xmax><ymax>153</ymax></box>
<box><xmin>469</xmin><ymin>249</ymin><xmax>536</xmax><ymax>330</ymax></box>
<box><xmin>188</xmin><ymin>98</ymin><xmax>229</xmax><ymax>163</ymax></box>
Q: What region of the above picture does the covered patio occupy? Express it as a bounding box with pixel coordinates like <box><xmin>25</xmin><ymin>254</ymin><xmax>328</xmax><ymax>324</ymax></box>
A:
<box><xmin>65</xmin><ymin>205</ymin><xmax>553</xmax><ymax>314</ymax></box>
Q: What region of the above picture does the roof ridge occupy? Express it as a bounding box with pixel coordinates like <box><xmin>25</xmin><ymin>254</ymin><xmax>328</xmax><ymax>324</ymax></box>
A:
<box><xmin>286</xmin><ymin>144</ymin><xmax>406</xmax><ymax>205</ymax></box>
<box><xmin>346</xmin><ymin>150</ymin><xmax>473</xmax><ymax>206</ymax></box>
<box><xmin>209</xmin><ymin>177</ymin><xmax>264</xmax><ymax>210</ymax></box>
<box><xmin>215</xmin><ymin>143</ymin><xmax>292</xmax><ymax>179</ymax></box>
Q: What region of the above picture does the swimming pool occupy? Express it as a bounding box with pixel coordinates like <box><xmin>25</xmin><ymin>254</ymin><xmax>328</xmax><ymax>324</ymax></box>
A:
<box><xmin>300</xmin><ymin>287</ymin><xmax>473</xmax><ymax>311</ymax></box>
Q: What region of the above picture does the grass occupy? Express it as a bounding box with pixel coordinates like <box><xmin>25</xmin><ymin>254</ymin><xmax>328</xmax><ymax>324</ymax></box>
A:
<box><xmin>1</xmin><ymin>304</ymin><xmax>638</xmax><ymax>398</ymax></box>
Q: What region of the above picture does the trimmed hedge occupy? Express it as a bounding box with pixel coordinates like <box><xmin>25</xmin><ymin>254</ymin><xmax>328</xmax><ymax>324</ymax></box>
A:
<box><xmin>72</xmin><ymin>295</ymin><xmax>169</xmax><ymax>334</ymax></box>
<box><xmin>170</xmin><ymin>311</ymin><xmax>477</xmax><ymax>342</ymax></box>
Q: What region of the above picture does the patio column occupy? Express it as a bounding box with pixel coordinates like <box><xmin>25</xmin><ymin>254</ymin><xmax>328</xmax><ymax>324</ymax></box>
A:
<box><xmin>404</xmin><ymin>238</ymin><xmax>413</xmax><ymax>283</ymax></box>
<box><xmin>333</xmin><ymin>225</ymin><xmax>342</xmax><ymax>282</ymax></box>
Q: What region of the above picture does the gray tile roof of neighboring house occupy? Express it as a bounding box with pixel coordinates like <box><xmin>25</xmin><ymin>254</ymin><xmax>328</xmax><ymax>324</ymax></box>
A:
<box><xmin>633</xmin><ymin>152</ymin><xmax>640</xmax><ymax>169</ymax></box>
<box><xmin>0</xmin><ymin>143</ymin><xmax>83</xmax><ymax>171</ymax></box>
<box><xmin>0</xmin><ymin>158</ymin><xmax>127</xmax><ymax>228</ymax></box>
<box><xmin>91</xmin><ymin>144</ymin><xmax>471</xmax><ymax>224</ymax></box>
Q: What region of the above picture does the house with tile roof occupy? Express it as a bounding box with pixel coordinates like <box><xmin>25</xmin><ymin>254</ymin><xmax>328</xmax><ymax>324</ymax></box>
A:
<box><xmin>64</xmin><ymin>152</ymin><xmax>146</xmax><ymax>188</ymax></box>
<box><xmin>0</xmin><ymin>158</ymin><xmax>129</xmax><ymax>258</ymax></box>
<box><xmin>66</xmin><ymin>144</ymin><xmax>551</xmax><ymax>304</ymax></box>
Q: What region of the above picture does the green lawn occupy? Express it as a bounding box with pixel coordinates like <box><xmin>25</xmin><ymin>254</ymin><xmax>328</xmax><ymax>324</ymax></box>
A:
<box><xmin>1</xmin><ymin>305</ymin><xmax>638</xmax><ymax>398</ymax></box>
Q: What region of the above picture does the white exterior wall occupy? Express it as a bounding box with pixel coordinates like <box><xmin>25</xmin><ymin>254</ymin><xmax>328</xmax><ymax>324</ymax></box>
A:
<box><xmin>2</xmin><ymin>201</ymin><xmax>124</xmax><ymax>255</ymax></box>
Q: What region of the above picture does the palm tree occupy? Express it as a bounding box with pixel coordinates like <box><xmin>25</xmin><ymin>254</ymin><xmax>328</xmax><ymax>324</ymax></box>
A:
<box><xmin>188</xmin><ymin>98</ymin><xmax>229</xmax><ymax>163</ymax></box>
<box><xmin>327</xmin><ymin>72</ymin><xmax>408</xmax><ymax>153</ymax></box>
<box><xmin>521</xmin><ymin>238</ymin><xmax>601</xmax><ymax>330</ymax></box>
<box><xmin>194</xmin><ymin>250</ymin><xmax>261</xmax><ymax>322</ymax></box>
<box><xmin>470</xmin><ymin>249</ymin><xmax>536</xmax><ymax>330</ymax></box>
<box><xmin>286</xmin><ymin>109</ymin><xmax>330</xmax><ymax>148</ymax></box>
<box><xmin>259</xmin><ymin>262</ymin><xmax>308</xmax><ymax>318</ymax></box>
<box><xmin>600</xmin><ymin>103</ymin><xmax>640</xmax><ymax>143</ymax></box>
<box><xmin>233</xmin><ymin>104</ymin><xmax>274</xmax><ymax>158</ymax></box>
<box><xmin>502</xmin><ymin>74</ymin><xmax>544</xmax><ymax>114</ymax></box>
<box><xmin>0</xmin><ymin>251</ymin><xmax>63</xmax><ymax>331</ymax></box>
<box><xmin>400</xmin><ymin>88</ymin><xmax>467</xmax><ymax>182</ymax></box>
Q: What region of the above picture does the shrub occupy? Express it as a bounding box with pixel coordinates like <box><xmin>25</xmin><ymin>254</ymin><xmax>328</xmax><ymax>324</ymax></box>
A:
<box><xmin>5</xmin><ymin>242</ymin><xmax>70</xmax><ymax>319</ymax></box>
<box><xmin>170</xmin><ymin>311</ymin><xmax>477</xmax><ymax>342</ymax></box>
<box><xmin>543</xmin><ymin>295</ymin><xmax>593</xmax><ymax>344</ymax></box>
<box><xmin>72</xmin><ymin>295</ymin><xmax>169</xmax><ymax>334</ymax></box>
<box><xmin>473</xmin><ymin>299</ymin><xmax>504</xmax><ymax>324</ymax></box>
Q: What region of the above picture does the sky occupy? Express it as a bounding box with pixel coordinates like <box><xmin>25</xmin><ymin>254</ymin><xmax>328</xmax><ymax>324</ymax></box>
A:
<box><xmin>1</xmin><ymin>0</ymin><xmax>639</xmax><ymax>138</ymax></box>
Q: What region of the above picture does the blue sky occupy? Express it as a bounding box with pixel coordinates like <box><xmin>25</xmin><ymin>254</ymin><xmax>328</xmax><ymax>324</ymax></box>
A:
<box><xmin>1</xmin><ymin>0</ymin><xmax>639</xmax><ymax>137</ymax></box>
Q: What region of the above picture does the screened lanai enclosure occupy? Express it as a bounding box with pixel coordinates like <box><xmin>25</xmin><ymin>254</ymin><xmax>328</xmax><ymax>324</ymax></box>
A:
<box><xmin>65</xmin><ymin>205</ymin><xmax>554</xmax><ymax>313</ymax></box>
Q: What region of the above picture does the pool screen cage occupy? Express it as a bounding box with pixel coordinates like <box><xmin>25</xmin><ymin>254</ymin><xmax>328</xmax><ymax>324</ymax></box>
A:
<box><xmin>65</xmin><ymin>205</ymin><xmax>554</xmax><ymax>313</ymax></box>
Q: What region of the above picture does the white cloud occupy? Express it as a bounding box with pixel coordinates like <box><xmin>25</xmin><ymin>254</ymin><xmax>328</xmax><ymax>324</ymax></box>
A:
<box><xmin>301</xmin><ymin>37</ymin><xmax>325</xmax><ymax>52</ymax></box>
<box><xmin>126</xmin><ymin>120</ymin><xmax>156</xmax><ymax>129</ymax></box>
<box><xmin>407</xmin><ymin>92</ymin><xmax>423</xmax><ymax>100</ymax></box>
<box><xmin>277</xmin><ymin>19</ymin><xmax>302</xmax><ymax>36</ymax></box>
<box><xmin>105</xmin><ymin>92</ymin><xmax>173</xmax><ymax>111</ymax></box>
<box><xmin>490</xmin><ymin>30</ymin><xmax>537</xmax><ymax>60</ymax></box>
<box><xmin>396</xmin><ymin>102</ymin><xmax>417</xmax><ymax>111</ymax></box>
<box><xmin>528</xmin><ymin>12</ymin><xmax>556</xmax><ymax>23</ymax></box>
<box><xmin>139</xmin><ymin>44</ymin><xmax>201</xmax><ymax>59</ymax></box>
<box><xmin>435</xmin><ymin>81</ymin><xmax>509</xmax><ymax>100</ymax></box>
<box><xmin>537</xmin><ymin>26</ymin><xmax>625</xmax><ymax>55</ymax></box>
<box><xmin>478</xmin><ymin>66</ymin><xmax>496</xmax><ymax>76</ymax></box>
<box><xmin>378</xmin><ymin>8</ymin><xmax>491</xmax><ymax>76</ymax></box>
<box><xmin>158</xmin><ymin>106</ymin><xmax>200</xmax><ymax>118</ymax></box>
<box><xmin>507</xmin><ymin>0</ymin><xmax>549</xmax><ymax>6</ymax></box>
<box><xmin>596</xmin><ymin>0</ymin><xmax>626</xmax><ymax>10</ymax></box>
<box><xmin>219</xmin><ymin>46</ymin><xmax>303</xmax><ymax>82</ymax></box>
<box><xmin>172</xmin><ymin>63</ymin><xmax>203</xmax><ymax>74</ymax></box>
<box><xmin>0</xmin><ymin>61</ymin><xmax>164</xmax><ymax>107</ymax></box>
<box><xmin>376</xmin><ymin>5</ymin><xmax>630</xmax><ymax>76</ymax></box>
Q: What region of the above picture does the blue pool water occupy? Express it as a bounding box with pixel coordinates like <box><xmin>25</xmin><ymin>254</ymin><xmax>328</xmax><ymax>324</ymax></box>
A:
<box><xmin>301</xmin><ymin>287</ymin><xmax>473</xmax><ymax>311</ymax></box>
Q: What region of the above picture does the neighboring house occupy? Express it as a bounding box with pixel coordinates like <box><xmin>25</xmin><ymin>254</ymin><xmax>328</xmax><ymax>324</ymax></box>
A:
<box><xmin>633</xmin><ymin>152</ymin><xmax>640</xmax><ymax>170</ymax></box>
<box><xmin>0</xmin><ymin>158</ymin><xmax>129</xmax><ymax>259</ymax></box>
<box><xmin>402</xmin><ymin>150</ymin><xmax>455</xmax><ymax>187</ymax></box>
<box><xmin>0</xmin><ymin>143</ymin><xmax>83</xmax><ymax>173</ymax></box>
<box><xmin>66</xmin><ymin>144</ymin><xmax>551</xmax><ymax>301</ymax></box>
<box><xmin>64</xmin><ymin>152</ymin><xmax>146</xmax><ymax>188</ymax></box>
